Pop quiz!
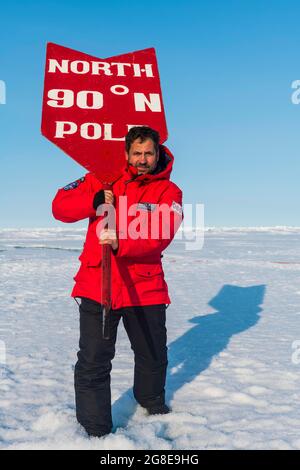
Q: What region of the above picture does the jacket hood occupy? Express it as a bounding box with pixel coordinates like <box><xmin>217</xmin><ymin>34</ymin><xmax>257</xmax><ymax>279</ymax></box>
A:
<box><xmin>124</xmin><ymin>145</ymin><xmax>174</xmax><ymax>183</ymax></box>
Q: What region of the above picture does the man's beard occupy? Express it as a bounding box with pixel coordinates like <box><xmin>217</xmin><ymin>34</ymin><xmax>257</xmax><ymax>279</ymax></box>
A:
<box><xmin>129</xmin><ymin>162</ymin><xmax>153</xmax><ymax>174</ymax></box>
<box><xmin>137</xmin><ymin>164</ymin><xmax>149</xmax><ymax>174</ymax></box>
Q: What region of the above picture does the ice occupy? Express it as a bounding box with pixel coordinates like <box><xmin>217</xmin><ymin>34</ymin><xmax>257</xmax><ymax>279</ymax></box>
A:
<box><xmin>0</xmin><ymin>227</ymin><xmax>300</xmax><ymax>449</ymax></box>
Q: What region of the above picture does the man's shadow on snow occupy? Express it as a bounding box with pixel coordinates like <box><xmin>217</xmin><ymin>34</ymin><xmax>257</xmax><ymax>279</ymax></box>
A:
<box><xmin>112</xmin><ymin>284</ymin><xmax>266</xmax><ymax>430</ymax></box>
<box><xmin>166</xmin><ymin>284</ymin><xmax>265</xmax><ymax>402</ymax></box>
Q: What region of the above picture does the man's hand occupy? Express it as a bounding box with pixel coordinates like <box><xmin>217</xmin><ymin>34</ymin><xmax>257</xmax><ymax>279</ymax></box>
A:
<box><xmin>99</xmin><ymin>228</ymin><xmax>118</xmax><ymax>251</ymax></box>
<box><xmin>104</xmin><ymin>190</ymin><xmax>114</xmax><ymax>204</ymax></box>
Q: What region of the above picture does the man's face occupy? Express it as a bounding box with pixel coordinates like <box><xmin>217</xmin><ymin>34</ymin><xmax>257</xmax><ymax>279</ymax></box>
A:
<box><xmin>125</xmin><ymin>138</ymin><xmax>159</xmax><ymax>175</ymax></box>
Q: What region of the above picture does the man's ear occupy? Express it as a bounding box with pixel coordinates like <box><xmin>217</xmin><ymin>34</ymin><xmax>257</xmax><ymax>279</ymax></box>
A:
<box><xmin>125</xmin><ymin>151</ymin><xmax>129</xmax><ymax>161</ymax></box>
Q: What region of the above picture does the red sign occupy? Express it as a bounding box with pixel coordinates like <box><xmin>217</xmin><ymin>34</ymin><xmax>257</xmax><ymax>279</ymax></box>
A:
<box><xmin>41</xmin><ymin>43</ymin><xmax>168</xmax><ymax>183</ymax></box>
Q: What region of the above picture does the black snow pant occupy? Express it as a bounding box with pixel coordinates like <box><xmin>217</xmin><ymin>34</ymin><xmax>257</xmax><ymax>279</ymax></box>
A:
<box><xmin>74</xmin><ymin>297</ymin><xmax>168</xmax><ymax>436</ymax></box>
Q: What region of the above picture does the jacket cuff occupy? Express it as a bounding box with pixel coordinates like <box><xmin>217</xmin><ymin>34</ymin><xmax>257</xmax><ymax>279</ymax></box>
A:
<box><xmin>93</xmin><ymin>190</ymin><xmax>105</xmax><ymax>210</ymax></box>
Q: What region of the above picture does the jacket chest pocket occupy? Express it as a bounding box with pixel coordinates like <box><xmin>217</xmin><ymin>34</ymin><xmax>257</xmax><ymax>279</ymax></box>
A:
<box><xmin>134</xmin><ymin>263</ymin><xmax>163</xmax><ymax>278</ymax></box>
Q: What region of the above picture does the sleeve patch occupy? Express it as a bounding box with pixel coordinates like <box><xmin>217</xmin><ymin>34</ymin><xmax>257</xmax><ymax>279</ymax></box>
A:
<box><xmin>63</xmin><ymin>177</ymin><xmax>85</xmax><ymax>191</ymax></box>
<box><xmin>137</xmin><ymin>202</ymin><xmax>157</xmax><ymax>212</ymax></box>
<box><xmin>171</xmin><ymin>200</ymin><xmax>183</xmax><ymax>215</ymax></box>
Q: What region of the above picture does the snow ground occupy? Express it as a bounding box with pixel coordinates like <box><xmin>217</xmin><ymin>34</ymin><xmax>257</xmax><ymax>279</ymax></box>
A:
<box><xmin>0</xmin><ymin>227</ymin><xmax>300</xmax><ymax>450</ymax></box>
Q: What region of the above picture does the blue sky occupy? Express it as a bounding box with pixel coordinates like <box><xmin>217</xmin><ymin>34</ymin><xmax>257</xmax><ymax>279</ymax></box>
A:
<box><xmin>0</xmin><ymin>0</ymin><xmax>299</xmax><ymax>227</ymax></box>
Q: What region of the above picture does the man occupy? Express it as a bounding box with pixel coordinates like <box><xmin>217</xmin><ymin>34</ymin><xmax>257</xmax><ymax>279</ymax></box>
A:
<box><xmin>52</xmin><ymin>126</ymin><xmax>183</xmax><ymax>438</ymax></box>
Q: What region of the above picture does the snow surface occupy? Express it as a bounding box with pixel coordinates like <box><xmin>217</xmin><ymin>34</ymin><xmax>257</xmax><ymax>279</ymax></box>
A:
<box><xmin>1</xmin><ymin>227</ymin><xmax>300</xmax><ymax>450</ymax></box>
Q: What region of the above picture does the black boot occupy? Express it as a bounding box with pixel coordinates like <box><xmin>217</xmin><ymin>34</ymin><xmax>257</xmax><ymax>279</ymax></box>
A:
<box><xmin>146</xmin><ymin>404</ymin><xmax>170</xmax><ymax>415</ymax></box>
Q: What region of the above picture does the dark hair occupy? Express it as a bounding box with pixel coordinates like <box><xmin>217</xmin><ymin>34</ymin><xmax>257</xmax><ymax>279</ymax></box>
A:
<box><xmin>125</xmin><ymin>126</ymin><xmax>160</xmax><ymax>153</ymax></box>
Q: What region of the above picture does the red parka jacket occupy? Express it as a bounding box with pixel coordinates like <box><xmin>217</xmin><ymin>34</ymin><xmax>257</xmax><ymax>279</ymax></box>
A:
<box><xmin>52</xmin><ymin>145</ymin><xmax>183</xmax><ymax>309</ymax></box>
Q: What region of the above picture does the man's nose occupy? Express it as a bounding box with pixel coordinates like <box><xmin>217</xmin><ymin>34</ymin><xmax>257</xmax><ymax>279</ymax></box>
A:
<box><xmin>139</xmin><ymin>153</ymin><xmax>147</xmax><ymax>163</ymax></box>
